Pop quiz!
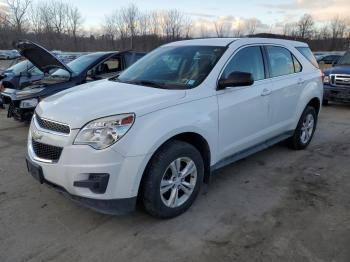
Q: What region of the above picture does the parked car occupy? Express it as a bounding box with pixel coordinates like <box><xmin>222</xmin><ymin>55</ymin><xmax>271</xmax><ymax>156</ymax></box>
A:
<box><xmin>317</xmin><ymin>54</ymin><xmax>342</xmax><ymax>65</ymax></box>
<box><xmin>323</xmin><ymin>50</ymin><xmax>350</xmax><ymax>105</ymax></box>
<box><xmin>0</xmin><ymin>60</ymin><xmax>44</xmax><ymax>90</ymax></box>
<box><xmin>317</xmin><ymin>54</ymin><xmax>342</xmax><ymax>71</ymax></box>
<box><xmin>0</xmin><ymin>50</ymin><xmax>21</xmax><ymax>60</ymax></box>
<box><xmin>1</xmin><ymin>40</ymin><xmax>145</xmax><ymax>121</ymax></box>
<box><xmin>25</xmin><ymin>38</ymin><xmax>323</xmax><ymax>218</ymax></box>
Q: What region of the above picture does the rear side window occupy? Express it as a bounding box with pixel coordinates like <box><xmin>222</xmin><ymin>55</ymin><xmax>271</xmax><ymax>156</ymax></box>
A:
<box><xmin>296</xmin><ymin>47</ymin><xmax>319</xmax><ymax>68</ymax></box>
<box><xmin>266</xmin><ymin>46</ymin><xmax>295</xmax><ymax>77</ymax></box>
<box><xmin>293</xmin><ymin>56</ymin><xmax>302</xmax><ymax>73</ymax></box>
<box><xmin>222</xmin><ymin>46</ymin><xmax>265</xmax><ymax>81</ymax></box>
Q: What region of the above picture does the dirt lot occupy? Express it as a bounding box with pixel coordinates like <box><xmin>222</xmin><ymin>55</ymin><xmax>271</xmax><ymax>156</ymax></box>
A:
<box><xmin>0</xmin><ymin>105</ymin><xmax>350</xmax><ymax>262</ymax></box>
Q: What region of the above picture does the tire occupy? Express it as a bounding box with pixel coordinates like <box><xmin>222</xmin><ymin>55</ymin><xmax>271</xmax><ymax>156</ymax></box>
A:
<box><xmin>322</xmin><ymin>99</ymin><xmax>329</xmax><ymax>106</ymax></box>
<box><xmin>141</xmin><ymin>140</ymin><xmax>204</xmax><ymax>219</ymax></box>
<box><xmin>287</xmin><ymin>106</ymin><xmax>317</xmax><ymax>150</ymax></box>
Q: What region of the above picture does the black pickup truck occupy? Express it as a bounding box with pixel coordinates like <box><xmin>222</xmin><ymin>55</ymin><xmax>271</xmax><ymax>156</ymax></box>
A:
<box><xmin>1</xmin><ymin>40</ymin><xmax>145</xmax><ymax>121</ymax></box>
<box><xmin>323</xmin><ymin>50</ymin><xmax>350</xmax><ymax>105</ymax></box>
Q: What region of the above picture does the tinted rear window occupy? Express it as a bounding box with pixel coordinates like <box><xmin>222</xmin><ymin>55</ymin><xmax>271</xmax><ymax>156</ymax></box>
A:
<box><xmin>296</xmin><ymin>47</ymin><xmax>319</xmax><ymax>68</ymax></box>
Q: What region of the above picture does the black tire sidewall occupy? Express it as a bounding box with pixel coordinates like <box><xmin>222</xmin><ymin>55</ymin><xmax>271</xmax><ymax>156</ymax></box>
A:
<box><xmin>142</xmin><ymin>141</ymin><xmax>204</xmax><ymax>218</ymax></box>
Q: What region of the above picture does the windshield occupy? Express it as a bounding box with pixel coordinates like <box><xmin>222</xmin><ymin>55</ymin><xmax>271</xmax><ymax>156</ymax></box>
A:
<box><xmin>337</xmin><ymin>52</ymin><xmax>350</xmax><ymax>65</ymax></box>
<box><xmin>6</xmin><ymin>60</ymin><xmax>33</xmax><ymax>75</ymax></box>
<box><xmin>51</xmin><ymin>53</ymin><xmax>103</xmax><ymax>78</ymax></box>
<box><xmin>116</xmin><ymin>46</ymin><xmax>226</xmax><ymax>89</ymax></box>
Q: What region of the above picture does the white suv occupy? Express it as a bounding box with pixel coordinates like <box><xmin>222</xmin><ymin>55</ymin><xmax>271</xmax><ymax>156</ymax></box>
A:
<box><xmin>26</xmin><ymin>38</ymin><xmax>323</xmax><ymax>218</ymax></box>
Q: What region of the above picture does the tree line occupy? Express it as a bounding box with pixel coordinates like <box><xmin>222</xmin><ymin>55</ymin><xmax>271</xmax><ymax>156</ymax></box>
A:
<box><xmin>0</xmin><ymin>0</ymin><xmax>349</xmax><ymax>52</ymax></box>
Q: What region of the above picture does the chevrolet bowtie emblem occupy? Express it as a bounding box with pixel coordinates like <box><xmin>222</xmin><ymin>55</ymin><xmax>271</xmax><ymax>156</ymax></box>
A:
<box><xmin>32</xmin><ymin>127</ymin><xmax>43</xmax><ymax>141</ymax></box>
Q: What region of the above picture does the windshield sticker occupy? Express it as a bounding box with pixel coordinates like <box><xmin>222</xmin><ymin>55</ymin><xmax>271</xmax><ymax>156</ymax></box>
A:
<box><xmin>187</xmin><ymin>80</ymin><xmax>195</xmax><ymax>85</ymax></box>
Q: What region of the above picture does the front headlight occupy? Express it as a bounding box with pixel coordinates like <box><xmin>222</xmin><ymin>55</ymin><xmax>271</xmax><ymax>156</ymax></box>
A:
<box><xmin>323</xmin><ymin>75</ymin><xmax>330</xmax><ymax>84</ymax></box>
<box><xmin>20</xmin><ymin>98</ymin><xmax>38</xmax><ymax>109</ymax></box>
<box><xmin>74</xmin><ymin>113</ymin><xmax>135</xmax><ymax>150</ymax></box>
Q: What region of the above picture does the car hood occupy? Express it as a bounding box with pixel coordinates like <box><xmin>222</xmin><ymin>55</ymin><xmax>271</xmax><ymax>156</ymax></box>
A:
<box><xmin>36</xmin><ymin>80</ymin><xmax>186</xmax><ymax>128</ymax></box>
<box><xmin>15</xmin><ymin>40</ymin><xmax>73</xmax><ymax>74</ymax></box>
<box><xmin>324</xmin><ymin>65</ymin><xmax>350</xmax><ymax>75</ymax></box>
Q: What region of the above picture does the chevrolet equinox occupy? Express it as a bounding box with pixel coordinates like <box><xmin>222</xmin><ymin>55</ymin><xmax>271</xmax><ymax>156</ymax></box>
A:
<box><xmin>26</xmin><ymin>38</ymin><xmax>323</xmax><ymax>218</ymax></box>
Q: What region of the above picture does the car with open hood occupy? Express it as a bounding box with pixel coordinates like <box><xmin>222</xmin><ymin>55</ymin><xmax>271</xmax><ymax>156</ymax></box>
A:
<box><xmin>25</xmin><ymin>38</ymin><xmax>323</xmax><ymax>218</ymax></box>
<box><xmin>1</xmin><ymin>40</ymin><xmax>145</xmax><ymax>121</ymax></box>
<box><xmin>322</xmin><ymin>50</ymin><xmax>350</xmax><ymax>105</ymax></box>
<box><xmin>0</xmin><ymin>60</ymin><xmax>44</xmax><ymax>90</ymax></box>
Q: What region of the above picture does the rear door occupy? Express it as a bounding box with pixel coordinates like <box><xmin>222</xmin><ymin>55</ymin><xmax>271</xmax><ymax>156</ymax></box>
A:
<box><xmin>217</xmin><ymin>45</ymin><xmax>272</xmax><ymax>159</ymax></box>
<box><xmin>264</xmin><ymin>45</ymin><xmax>304</xmax><ymax>136</ymax></box>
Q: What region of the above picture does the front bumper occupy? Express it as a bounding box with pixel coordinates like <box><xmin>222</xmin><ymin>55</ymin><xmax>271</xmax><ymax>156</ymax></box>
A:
<box><xmin>26</xmin><ymin>118</ymin><xmax>149</xmax><ymax>214</ymax></box>
<box><xmin>324</xmin><ymin>84</ymin><xmax>350</xmax><ymax>102</ymax></box>
<box><xmin>26</xmin><ymin>154</ymin><xmax>136</xmax><ymax>215</ymax></box>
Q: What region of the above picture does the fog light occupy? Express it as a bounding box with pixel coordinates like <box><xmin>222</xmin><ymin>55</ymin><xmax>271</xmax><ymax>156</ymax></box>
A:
<box><xmin>73</xmin><ymin>173</ymin><xmax>109</xmax><ymax>194</ymax></box>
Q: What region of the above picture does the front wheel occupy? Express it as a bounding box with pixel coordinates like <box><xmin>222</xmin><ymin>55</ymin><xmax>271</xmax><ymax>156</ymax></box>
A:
<box><xmin>287</xmin><ymin>106</ymin><xmax>317</xmax><ymax>150</ymax></box>
<box><xmin>141</xmin><ymin>140</ymin><xmax>204</xmax><ymax>219</ymax></box>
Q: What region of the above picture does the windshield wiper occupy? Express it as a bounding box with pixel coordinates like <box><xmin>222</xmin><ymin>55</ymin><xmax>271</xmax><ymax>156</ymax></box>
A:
<box><xmin>128</xmin><ymin>80</ymin><xmax>166</xmax><ymax>89</ymax></box>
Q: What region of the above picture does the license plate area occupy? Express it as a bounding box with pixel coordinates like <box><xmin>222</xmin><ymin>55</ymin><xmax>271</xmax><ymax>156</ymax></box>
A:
<box><xmin>26</xmin><ymin>158</ymin><xmax>44</xmax><ymax>184</ymax></box>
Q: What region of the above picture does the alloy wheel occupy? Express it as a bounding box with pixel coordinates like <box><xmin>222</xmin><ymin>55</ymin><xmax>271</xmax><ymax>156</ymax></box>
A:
<box><xmin>160</xmin><ymin>157</ymin><xmax>197</xmax><ymax>208</ymax></box>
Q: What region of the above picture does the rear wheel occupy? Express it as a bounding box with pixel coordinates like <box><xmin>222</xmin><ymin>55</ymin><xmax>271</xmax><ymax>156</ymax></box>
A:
<box><xmin>141</xmin><ymin>140</ymin><xmax>204</xmax><ymax>219</ymax></box>
<box><xmin>287</xmin><ymin>106</ymin><xmax>317</xmax><ymax>150</ymax></box>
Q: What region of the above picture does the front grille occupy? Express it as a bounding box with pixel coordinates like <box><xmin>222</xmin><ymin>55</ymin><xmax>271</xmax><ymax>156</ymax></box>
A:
<box><xmin>331</xmin><ymin>74</ymin><xmax>350</xmax><ymax>87</ymax></box>
<box><xmin>32</xmin><ymin>139</ymin><xmax>63</xmax><ymax>162</ymax></box>
<box><xmin>35</xmin><ymin>115</ymin><xmax>70</xmax><ymax>134</ymax></box>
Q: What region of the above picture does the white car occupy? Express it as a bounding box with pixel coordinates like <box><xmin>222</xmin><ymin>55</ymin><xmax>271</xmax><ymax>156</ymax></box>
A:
<box><xmin>26</xmin><ymin>38</ymin><xmax>323</xmax><ymax>218</ymax></box>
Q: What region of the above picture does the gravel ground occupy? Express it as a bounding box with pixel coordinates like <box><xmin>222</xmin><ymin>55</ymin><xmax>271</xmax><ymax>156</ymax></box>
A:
<box><xmin>0</xmin><ymin>104</ymin><xmax>350</xmax><ymax>262</ymax></box>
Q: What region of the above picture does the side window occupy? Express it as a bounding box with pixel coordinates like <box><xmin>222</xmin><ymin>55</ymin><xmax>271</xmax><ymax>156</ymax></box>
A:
<box><xmin>296</xmin><ymin>47</ymin><xmax>319</xmax><ymax>68</ymax></box>
<box><xmin>222</xmin><ymin>46</ymin><xmax>265</xmax><ymax>81</ymax></box>
<box><xmin>293</xmin><ymin>55</ymin><xmax>302</xmax><ymax>73</ymax></box>
<box><xmin>95</xmin><ymin>56</ymin><xmax>121</xmax><ymax>77</ymax></box>
<box><xmin>266</xmin><ymin>46</ymin><xmax>295</xmax><ymax>77</ymax></box>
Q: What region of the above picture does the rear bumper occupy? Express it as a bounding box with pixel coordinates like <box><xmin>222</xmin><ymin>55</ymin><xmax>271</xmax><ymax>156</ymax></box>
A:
<box><xmin>324</xmin><ymin>84</ymin><xmax>350</xmax><ymax>102</ymax></box>
<box><xmin>26</xmin><ymin>154</ymin><xmax>137</xmax><ymax>215</ymax></box>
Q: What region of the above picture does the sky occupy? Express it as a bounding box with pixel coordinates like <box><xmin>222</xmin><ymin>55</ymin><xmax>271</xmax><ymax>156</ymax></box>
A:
<box><xmin>2</xmin><ymin>0</ymin><xmax>350</xmax><ymax>34</ymax></box>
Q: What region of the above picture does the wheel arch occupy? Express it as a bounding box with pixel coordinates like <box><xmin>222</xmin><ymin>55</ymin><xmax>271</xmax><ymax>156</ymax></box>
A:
<box><xmin>307</xmin><ymin>97</ymin><xmax>321</xmax><ymax>115</ymax></box>
<box><xmin>137</xmin><ymin>131</ymin><xmax>212</xmax><ymax>199</ymax></box>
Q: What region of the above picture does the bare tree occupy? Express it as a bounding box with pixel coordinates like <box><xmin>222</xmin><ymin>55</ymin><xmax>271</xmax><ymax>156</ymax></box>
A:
<box><xmin>297</xmin><ymin>14</ymin><xmax>314</xmax><ymax>39</ymax></box>
<box><xmin>121</xmin><ymin>3</ymin><xmax>139</xmax><ymax>48</ymax></box>
<box><xmin>50</xmin><ymin>0</ymin><xmax>69</xmax><ymax>36</ymax></box>
<box><xmin>245</xmin><ymin>18</ymin><xmax>259</xmax><ymax>35</ymax></box>
<box><xmin>149</xmin><ymin>11</ymin><xmax>161</xmax><ymax>36</ymax></box>
<box><xmin>67</xmin><ymin>6</ymin><xmax>82</xmax><ymax>39</ymax></box>
<box><xmin>199</xmin><ymin>23</ymin><xmax>209</xmax><ymax>38</ymax></box>
<box><xmin>3</xmin><ymin>0</ymin><xmax>31</xmax><ymax>33</ymax></box>
<box><xmin>214</xmin><ymin>21</ymin><xmax>226</xmax><ymax>37</ymax></box>
<box><xmin>162</xmin><ymin>9</ymin><xmax>185</xmax><ymax>40</ymax></box>
<box><xmin>318</xmin><ymin>24</ymin><xmax>331</xmax><ymax>40</ymax></box>
<box><xmin>330</xmin><ymin>16</ymin><xmax>346</xmax><ymax>39</ymax></box>
<box><xmin>233</xmin><ymin>21</ymin><xmax>242</xmax><ymax>37</ymax></box>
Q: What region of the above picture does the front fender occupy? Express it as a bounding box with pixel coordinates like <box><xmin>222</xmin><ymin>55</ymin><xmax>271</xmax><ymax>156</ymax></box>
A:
<box><xmin>113</xmin><ymin>96</ymin><xmax>219</xmax><ymax>164</ymax></box>
<box><xmin>111</xmin><ymin>96</ymin><xmax>219</xmax><ymax>197</ymax></box>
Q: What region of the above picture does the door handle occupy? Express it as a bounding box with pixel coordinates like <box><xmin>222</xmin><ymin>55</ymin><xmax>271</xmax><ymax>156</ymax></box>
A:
<box><xmin>261</xmin><ymin>88</ymin><xmax>272</xmax><ymax>96</ymax></box>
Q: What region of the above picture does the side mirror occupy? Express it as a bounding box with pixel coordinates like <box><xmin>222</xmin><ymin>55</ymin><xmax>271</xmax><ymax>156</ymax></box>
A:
<box><xmin>87</xmin><ymin>69</ymin><xmax>97</xmax><ymax>79</ymax></box>
<box><xmin>332</xmin><ymin>61</ymin><xmax>338</xmax><ymax>67</ymax></box>
<box><xmin>218</xmin><ymin>72</ymin><xmax>254</xmax><ymax>90</ymax></box>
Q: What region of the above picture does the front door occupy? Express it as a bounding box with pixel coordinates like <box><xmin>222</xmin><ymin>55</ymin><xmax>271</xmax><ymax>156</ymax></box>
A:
<box><xmin>217</xmin><ymin>46</ymin><xmax>272</xmax><ymax>160</ymax></box>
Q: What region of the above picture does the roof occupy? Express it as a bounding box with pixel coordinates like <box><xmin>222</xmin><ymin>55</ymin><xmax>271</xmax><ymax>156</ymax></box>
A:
<box><xmin>165</xmin><ymin>37</ymin><xmax>308</xmax><ymax>48</ymax></box>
